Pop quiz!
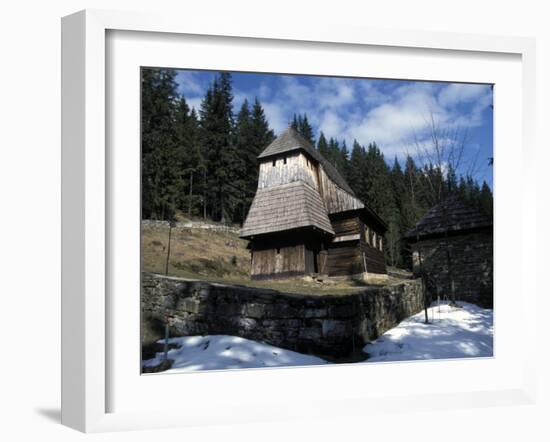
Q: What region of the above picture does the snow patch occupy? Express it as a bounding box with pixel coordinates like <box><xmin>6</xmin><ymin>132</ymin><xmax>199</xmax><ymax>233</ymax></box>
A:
<box><xmin>143</xmin><ymin>335</ymin><xmax>328</xmax><ymax>373</ymax></box>
<box><xmin>364</xmin><ymin>301</ymin><xmax>493</xmax><ymax>362</ymax></box>
<box><xmin>143</xmin><ymin>302</ymin><xmax>493</xmax><ymax>372</ymax></box>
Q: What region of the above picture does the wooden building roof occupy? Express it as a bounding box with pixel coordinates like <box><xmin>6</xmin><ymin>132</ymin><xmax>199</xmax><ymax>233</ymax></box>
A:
<box><xmin>239</xmin><ymin>181</ymin><xmax>335</xmax><ymax>238</ymax></box>
<box><xmin>257</xmin><ymin>127</ymin><xmax>356</xmax><ymax>195</ymax></box>
<box><xmin>404</xmin><ymin>195</ymin><xmax>492</xmax><ymax>241</ymax></box>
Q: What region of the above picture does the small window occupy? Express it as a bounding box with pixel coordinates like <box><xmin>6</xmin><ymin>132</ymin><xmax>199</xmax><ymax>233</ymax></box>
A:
<box><xmin>276</xmin><ymin>248</ymin><xmax>281</xmax><ymax>254</ymax></box>
<box><xmin>272</xmin><ymin>159</ymin><xmax>276</xmax><ymax>167</ymax></box>
<box><xmin>283</xmin><ymin>156</ymin><xmax>287</xmax><ymax>165</ymax></box>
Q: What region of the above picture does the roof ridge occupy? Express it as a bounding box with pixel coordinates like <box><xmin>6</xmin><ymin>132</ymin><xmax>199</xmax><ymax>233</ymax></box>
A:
<box><xmin>404</xmin><ymin>194</ymin><xmax>492</xmax><ymax>239</ymax></box>
<box><xmin>257</xmin><ymin>126</ymin><xmax>356</xmax><ymax>196</ymax></box>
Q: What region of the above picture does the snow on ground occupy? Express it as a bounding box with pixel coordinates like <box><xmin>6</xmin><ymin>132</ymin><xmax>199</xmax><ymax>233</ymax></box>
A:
<box><xmin>142</xmin><ymin>335</ymin><xmax>328</xmax><ymax>373</ymax></box>
<box><xmin>143</xmin><ymin>301</ymin><xmax>493</xmax><ymax>373</ymax></box>
<box><xmin>364</xmin><ymin>301</ymin><xmax>493</xmax><ymax>362</ymax></box>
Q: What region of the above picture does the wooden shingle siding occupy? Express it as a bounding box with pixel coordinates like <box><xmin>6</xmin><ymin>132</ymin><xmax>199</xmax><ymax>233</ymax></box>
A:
<box><xmin>405</xmin><ymin>195</ymin><xmax>492</xmax><ymax>240</ymax></box>
<box><xmin>318</xmin><ymin>167</ymin><xmax>364</xmax><ymax>214</ymax></box>
<box><xmin>240</xmin><ymin>181</ymin><xmax>334</xmax><ymax>238</ymax></box>
<box><xmin>258</xmin><ymin>127</ymin><xmax>356</xmax><ymax>195</ymax></box>
<box><xmin>257</xmin><ymin>152</ymin><xmax>319</xmax><ymax>190</ymax></box>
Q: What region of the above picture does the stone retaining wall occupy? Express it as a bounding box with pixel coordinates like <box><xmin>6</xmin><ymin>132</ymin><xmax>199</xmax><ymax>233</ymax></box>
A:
<box><xmin>142</xmin><ymin>219</ymin><xmax>239</xmax><ymax>233</ymax></box>
<box><xmin>141</xmin><ymin>273</ymin><xmax>424</xmax><ymax>360</ymax></box>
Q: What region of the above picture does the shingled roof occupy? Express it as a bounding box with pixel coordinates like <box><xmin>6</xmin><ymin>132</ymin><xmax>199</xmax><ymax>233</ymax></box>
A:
<box><xmin>404</xmin><ymin>195</ymin><xmax>492</xmax><ymax>240</ymax></box>
<box><xmin>257</xmin><ymin>127</ymin><xmax>355</xmax><ymax>195</ymax></box>
<box><xmin>239</xmin><ymin>181</ymin><xmax>335</xmax><ymax>238</ymax></box>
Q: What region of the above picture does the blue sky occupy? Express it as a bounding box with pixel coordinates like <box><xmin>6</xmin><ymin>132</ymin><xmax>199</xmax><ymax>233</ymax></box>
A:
<box><xmin>175</xmin><ymin>70</ymin><xmax>493</xmax><ymax>187</ymax></box>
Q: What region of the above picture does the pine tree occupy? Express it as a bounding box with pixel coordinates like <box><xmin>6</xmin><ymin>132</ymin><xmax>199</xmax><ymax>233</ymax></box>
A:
<box><xmin>141</xmin><ymin>68</ymin><xmax>181</xmax><ymax>221</ymax></box>
<box><xmin>348</xmin><ymin>140</ymin><xmax>367</xmax><ymax>198</ymax></box>
<box><xmin>233</xmin><ymin>99</ymin><xmax>252</xmax><ymax>222</ymax></box>
<box><xmin>300</xmin><ymin>114</ymin><xmax>315</xmax><ymax>145</ymax></box>
<box><xmin>387</xmin><ymin>157</ymin><xmax>407</xmax><ymax>267</ymax></box>
<box><xmin>232</xmin><ymin>97</ymin><xmax>274</xmax><ymax>224</ymax></box>
<box><xmin>401</xmin><ymin>155</ymin><xmax>426</xmax><ymax>232</ymax></box>
<box><xmin>339</xmin><ymin>140</ymin><xmax>351</xmax><ymax>181</ymax></box>
<box><xmin>291</xmin><ymin>113</ymin><xmax>299</xmax><ymax>131</ymax></box>
<box><xmin>249</xmin><ymin>97</ymin><xmax>275</xmax><ymax>185</ymax></box>
<box><xmin>478</xmin><ymin>181</ymin><xmax>493</xmax><ymax>219</ymax></box>
<box><xmin>291</xmin><ymin>113</ymin><xmax>315</xmax><ymax>145</ymax></box>
<box><xmin>175</xmin><ymin>98</ymin><xmax>202</xmax><ymax>218</ymax></box>
<box><xmin>199</xmin><ymin>72</ymin><xmax>237</xmax><ymax>223</ymax></box>
<box><xmin>363</xmin><ymin>143</ymin><xmax>393</xmax><ymax>218</ymax></box>
<box><xmin>328</xmin><ymin>138</ymin><xmax>343</xmax><ymax>171</ymax></box>
<box><xmin>317</xmin><ymin>132</ymin><xmax>329</xmax><ymax>158</ymax></box>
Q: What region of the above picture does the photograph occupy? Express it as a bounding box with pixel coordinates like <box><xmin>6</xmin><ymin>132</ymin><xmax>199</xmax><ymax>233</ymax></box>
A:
<box><xmin>140</xmin><ymin>68</ymin><xmax>494</xmax><ymax>374</ymax></box>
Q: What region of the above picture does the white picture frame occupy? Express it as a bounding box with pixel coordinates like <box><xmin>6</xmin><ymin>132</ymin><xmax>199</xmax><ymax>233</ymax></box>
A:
<box><xmin>61</xmin><ymin>9</ymin><xmax>537</xmax><ymax>433</ymax></box>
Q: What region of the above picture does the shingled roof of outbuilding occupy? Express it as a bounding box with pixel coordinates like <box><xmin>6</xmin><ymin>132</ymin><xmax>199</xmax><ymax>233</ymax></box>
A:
<box><xmin>257</xmin><ymin>126</ymin><xmax>356</xmax><ymax>195</ymax></box>
<box><xmin>404</xmin><ymin>195</ymin><xmax>492</xmax><ymax>240</ymax></box>
<box><xmin>239</xmin><ymin>181</ymin><xmax>335</xmax><ymax>238</ymax></box>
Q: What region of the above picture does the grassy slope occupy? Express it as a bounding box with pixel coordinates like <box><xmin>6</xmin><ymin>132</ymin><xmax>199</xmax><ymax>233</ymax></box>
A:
<box><xmin>142</xmin><ymin>221</ymin><xmax>406</xmax><ymax>296</ymax></box>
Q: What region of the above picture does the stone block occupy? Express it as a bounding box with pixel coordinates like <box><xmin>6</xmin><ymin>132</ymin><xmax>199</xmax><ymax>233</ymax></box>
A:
<box><xmin>180</xmin><ymin>298</ymin><xmax>201</xmax><ymax>314</ymax></box>
<box><xmin>236</xmin><ymin>317</ymin><xmax>257</xmax><ymax>332</ymax></box>
<box><xmin>244</xmin><ymin>303</ymin><xmax>265</xmax><ymax>319</ymax></box>
<box><xmin>298</xmin><ymin>327</ymin><xmax>323</xmax><ymax>340</ymax></box>
<box><xmin>321</xmin><ymin>319</ymin><xmax>347</xmax><ymax>337</ymax></box>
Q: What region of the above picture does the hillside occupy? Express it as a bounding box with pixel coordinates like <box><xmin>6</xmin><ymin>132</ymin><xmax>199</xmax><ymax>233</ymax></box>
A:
<box><xmin>141</xmin><ymin>220</ymin><xmax>409</xmax><ymax>296</ymax></box>
<box><xmin>142</xmin><ymin>220</ymin><xmax>251</xmax><ymax>280</ymax></box>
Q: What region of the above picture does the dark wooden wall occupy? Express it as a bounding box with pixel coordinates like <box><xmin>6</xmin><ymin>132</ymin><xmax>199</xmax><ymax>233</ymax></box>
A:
<box><xmin>330</xmin><ymin>215</ymin><xmax>361</xmax><ymax>236</ymax></box>
<box><xmin>251</xmin><ymin>244</ymin><xmax>306</xmax><ymax>279</ymax></box>
<box><xmin>327</xmin><ymin>243</ymin><xmax>364</xmax><ymax>276</ymax></box>
<box><xmin>362</xmin><ymin>245</ymin><xmax>386</xmax><ymax>274</ymax></box>
<box><xmin>328</xmin><ymin>211</ymin><xmax>387</xmax><ymax>276</ymax></box>
<box><xmin>248</xmin><ymin>214</ymin><xmax>387</xmax><ymax>280</ymax></box>
<box><xmin>249</xmin><ymin>229</ymin><xmax>329</xmax><ymax>279</ymax></box>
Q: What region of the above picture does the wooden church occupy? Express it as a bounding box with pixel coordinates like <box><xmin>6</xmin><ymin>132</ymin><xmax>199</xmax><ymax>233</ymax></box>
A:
<box><xmin>239</xmin><ymin>126</ymin><xmax>388</xmax><ymax>281</ymax></box>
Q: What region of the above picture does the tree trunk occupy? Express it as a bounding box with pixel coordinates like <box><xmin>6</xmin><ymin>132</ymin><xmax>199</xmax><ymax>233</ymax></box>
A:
<box><xmin>165</xmin><ymin>223</ymin><xmax>173</xmax><ymax>276</ymax></box>
<box><xmin>417</xmin><ymin>235</ymin><xmax>429</xmax><ymax>324</ymax></box>
<box><xmin>188</xmin><ymin>171</ymin><xmax>193</xmax><ymax>218</ymax></box>
<box><xmin>203</xmin><ymin>169</ymin><xmax>207</xmax><ymax>220</ymax></box>
<box><xmin>444</xmin><ymin>232</ymin><xmax>457</xmax><ymax>305</ymax></box>
<box><xmin>220</xmin><ymin>190</ymin><xmax>226</xmax><ymax>224</ymax></box>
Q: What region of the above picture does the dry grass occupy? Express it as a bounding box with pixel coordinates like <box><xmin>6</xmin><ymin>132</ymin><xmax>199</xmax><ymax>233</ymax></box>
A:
<box><xmin>142</xmin><ymin>223</ymin><xmax>251</xmax><ymax>278</ymax></box>
<box><xmin>141</xmin><ymin>222</ymin><xmax>408</xmax><ymax>296</ymax></box>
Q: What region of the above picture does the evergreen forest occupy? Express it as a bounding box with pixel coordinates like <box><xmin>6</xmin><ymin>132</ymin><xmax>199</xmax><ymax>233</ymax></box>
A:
<box><xmin>141</xmin><ymin>68</ymin><xmax>493</xmax><ymax>268</ymax></box>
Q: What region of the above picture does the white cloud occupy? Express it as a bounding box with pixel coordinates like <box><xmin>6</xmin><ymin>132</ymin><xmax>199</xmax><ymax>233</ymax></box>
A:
<box><xmin>341</xmin><ymin>83</ymin><xmax>447</xmax><ymax>157</ymax></box>
<box><xmin>438</xmin><ymin>83</ymin><xmax>490</xmax><ymax>108</ymax></box>
<box><xmin>257</xmin><ymin>83</ymin><xmax>271</xmax><ymax>100</ymax></box>
<box><xmin>315</xmin><ymin>78</ymin><xmax>356</xmax><ymax>108</ymax></box>
<box><xmin>186</xmin><ymin>97</ymin><xmax>202</xmax><ymax>113</ymax></box>
<box><xmin>176</xmin><ymin>71</ymin><xmax>204</xmax><ymax>96</ymax></box>
<box><xmin>262</xmin><ymin>101</ymin><xmax>289</xmax><ymax>133</ymax></box>
<box><xmin>319</xmin><ymin>110</ymin><xmax>345</xmax><ymax>139</ymax></box>
<box><xmin>258</xmin><ymin>76</ymin><xmax>362</xmax><ymax>137</ymax></box>
<box><xmin>174</xmin><ymin>71</ymin><xmax>491</xmax><ymax>164</ymax></box>
<box><xmin>334</xmin><ymin>81</ymin><xmax>492</xmax><ymax>159</ymax></box>
<box><xmin>232</xmin><ymin>90</ymin><xmax>249</xmax><ymax>114</ymax></box>
<box><xmin>358</xmin><ymin>82</ymin><xmax>391</xmax><ymax>107</ymax></box>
